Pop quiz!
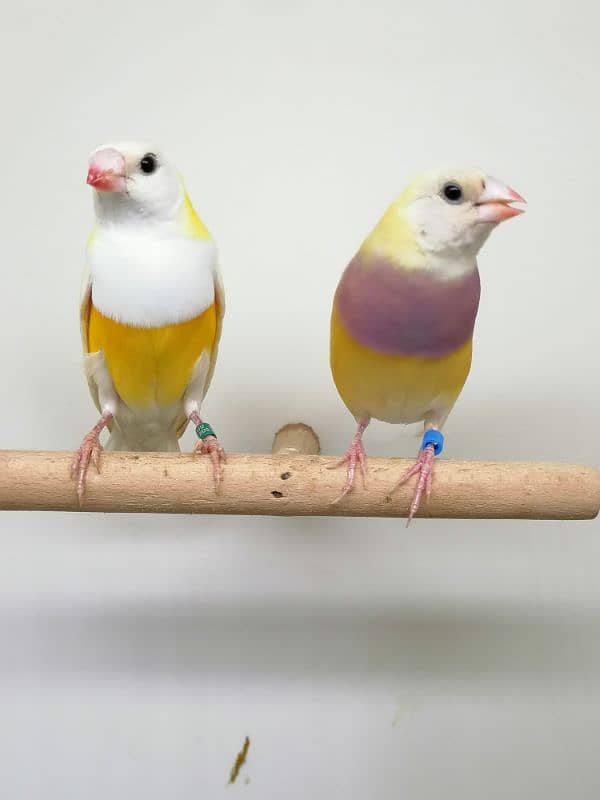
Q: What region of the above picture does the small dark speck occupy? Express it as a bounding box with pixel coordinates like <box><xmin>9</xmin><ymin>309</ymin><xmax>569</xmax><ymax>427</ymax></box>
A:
<box><xmin>133</xmin><ymin>455</ymin><xmax>140</xmax><ymax>461</ymax></box>
<box><xmin>271</xmin><ymin>491</ymin><xmax>284</xmax><ymax>498</ymax></box>
<box><xmin>163</xmin><ymin>469</ymin><xmax>168</xmax><ymax>477</ymax></box>
<box><xmin>384</xmin><ymin>495</ymin><xmax>393</xmax><ymax>504</ymax></box>
<box><xmin>280</xmin><ymin>472</ymin><xmax>292</xmax><ymax>480</ymax></box>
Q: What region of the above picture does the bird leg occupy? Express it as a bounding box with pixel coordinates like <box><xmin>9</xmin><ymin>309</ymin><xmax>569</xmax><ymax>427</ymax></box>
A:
<box><xmin>329</xmin><ymin>417</ymin><xmax>370</xmax><ymax>503</ymax></box>
<box><xmin>189</xmin><ymin>411</ymin><xmax>227</xmax><ymax>491</ymax></box>
<box><xmin>71</xmin><ymin>410</ymin><xmax>113</xmax><ymax>505</ymax></box>
<box><xmin>390</xmin><ymin>427</ymin><xmax>444</xmax><ymax>525</ymax></box>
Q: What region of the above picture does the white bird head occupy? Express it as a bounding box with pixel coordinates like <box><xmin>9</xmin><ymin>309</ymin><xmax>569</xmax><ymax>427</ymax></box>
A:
<box><xmin>398</xmin><ymin>167</ymin><xmax>526</xmax><ymax>263</ymax></box>
<box><xmin>87</xmin><ymin>141</ymin><xmax>184</xmax><ymax>224</ymax></box>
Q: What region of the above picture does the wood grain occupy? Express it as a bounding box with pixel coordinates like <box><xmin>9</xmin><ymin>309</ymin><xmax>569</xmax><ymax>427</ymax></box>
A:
<box><xmin>0</xmin><ymin>449</ymin><xmax>598</xmax><ymax>519</ymax></box>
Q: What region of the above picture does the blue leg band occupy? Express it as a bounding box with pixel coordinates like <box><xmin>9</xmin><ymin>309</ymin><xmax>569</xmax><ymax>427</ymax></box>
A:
<box><xmin>421</xmin><ymin>429</ymin><xmax>444</xmax><ymax>455</ymax></box>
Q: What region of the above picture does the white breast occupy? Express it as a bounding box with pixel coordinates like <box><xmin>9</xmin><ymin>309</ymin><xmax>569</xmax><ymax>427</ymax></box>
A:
<box><xmin>88</xmin><ymin>227</ymin><xmax>217</xmax><ymax>327</ymax></box>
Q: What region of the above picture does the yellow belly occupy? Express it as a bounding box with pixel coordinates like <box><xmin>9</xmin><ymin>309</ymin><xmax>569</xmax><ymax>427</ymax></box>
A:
<box><xmin>88</xmin><ymin>304</ymin><xmax>217</xmax><ymax>408</ymax></box>
<box><xmin>330</xmin><ymin>305</ymin><xmax>472</xmax><ymax>423</ymax></box>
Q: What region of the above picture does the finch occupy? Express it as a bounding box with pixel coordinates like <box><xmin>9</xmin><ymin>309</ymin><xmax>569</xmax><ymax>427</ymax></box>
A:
<box><xmin>73</xmin><ymin>142</ymin><xmax>225</xmax><ymax>501</ymax></box>
<box><xmin>330</xmin><ymin>168</ymin><xmax>525</xmax><ymax>522</ymax></box>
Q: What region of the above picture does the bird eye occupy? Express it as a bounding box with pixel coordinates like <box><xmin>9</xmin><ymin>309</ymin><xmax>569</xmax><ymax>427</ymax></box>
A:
<box><xmin>139</xmin><ymin>153</ymin><xmax>158</xmax><ymax>174</ymax></box>
<box><xmin>442</xmin><ymin>182</ymin><xmax>463</xmax><ymax>203</ymax></box>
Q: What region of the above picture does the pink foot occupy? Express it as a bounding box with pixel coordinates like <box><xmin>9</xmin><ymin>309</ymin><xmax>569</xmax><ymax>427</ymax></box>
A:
<box><xmin>71</xmin><ymin>411</ymin><xmax>112</xmax><ymax>505</ymax></box>
<box><xmin>329</xmin><ymin>419</ymin><xmax>370</xmax><ymax>504</ymax></box>
<box><xmin>391</xmin><ymin>443</ymin><xmax>435</xmax><ymax>525</ymax></box>
<box><xmin>190</xmin><ymin>412</ymin><xmax>226</xmax><ymax>492</ymax></box>
<box><xmin>194</xmin><ymin>435</ymin><xmax>227</xmax><ymax>491</ymax></box>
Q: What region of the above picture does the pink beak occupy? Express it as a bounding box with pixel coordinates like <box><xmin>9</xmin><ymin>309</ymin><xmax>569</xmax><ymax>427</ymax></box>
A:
<box><xmin>475</xmin><ymin>176</ymin><xmax>526</xmax><ymax>223</ymax></box>
<box><xmin>86</xmin><ymin>148</ymin><xmax>127</xmax><ymax>192</ymax></box>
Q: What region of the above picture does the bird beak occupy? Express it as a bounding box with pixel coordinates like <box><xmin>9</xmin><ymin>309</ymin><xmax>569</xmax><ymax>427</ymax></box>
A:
<box><xmin>475</xmin><ymin>176</ymin><xmax>526</xmax><ymax>223</ymax></box>
<box><xmin>86</xmin><ymin>148</ymin><xmax>127</xmax><ymax>192</ymax></box>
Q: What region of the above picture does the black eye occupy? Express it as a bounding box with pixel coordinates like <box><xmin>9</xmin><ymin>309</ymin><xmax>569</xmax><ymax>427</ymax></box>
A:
<box><xmin>139</xmin><ymin>153</ymin><xmax>157</xmax><ymax>174</ymax></box>
<box><xmin>442</xmin><ymin>182</ymin><xmax>463</xmax><ymax>203</ymax></box>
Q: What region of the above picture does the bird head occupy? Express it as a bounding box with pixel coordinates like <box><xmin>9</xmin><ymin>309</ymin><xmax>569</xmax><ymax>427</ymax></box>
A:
<box><xmin>86</xmin><ymin>141</ymin><xmax>184</xmax><ymax>224</ymax></box>
<box><xmin>395</xmin><ymin>167</ymin><xmax>525</xmax><ymax>266</ymax></box>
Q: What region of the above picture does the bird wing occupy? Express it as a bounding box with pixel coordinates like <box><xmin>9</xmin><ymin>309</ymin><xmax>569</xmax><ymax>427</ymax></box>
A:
<box><xmin>204</xmin><ymin>263</ymin><xmax>225</xmax><ymax>396</ymax></box>
<box><xmin>79</xmin><ymin>264</ymin><xmax>100</xmax><ymax>414</ymax></box>
<box><xmin>175</xmin><ymin>264</ymin><xmax>225</xmax><ymax>439</ymax></box>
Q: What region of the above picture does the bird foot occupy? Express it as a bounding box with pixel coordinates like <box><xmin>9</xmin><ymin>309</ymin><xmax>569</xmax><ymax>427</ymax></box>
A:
<box><xmin>194</xmin><ymin>435</ymin><xmax>227</xmax><ymax>492</ymax></box>
<box><xmin>71</xmin><ymin>411</ymin><xmax>112</xmax><ymax>505</ymax></box>
<box><xmin>71</xmin><ymin>429</ymin><xmax>103</xmax><ymax>505</ymax></box>
<box><xmin>329</xmin><ymin>438</ymin><xmax>369</xmax><ymax>504</ymax></box>
<box><xmin>391</xmin><ymin>443</ymin><xmax>436</xmax><ymax>525</ymax></box>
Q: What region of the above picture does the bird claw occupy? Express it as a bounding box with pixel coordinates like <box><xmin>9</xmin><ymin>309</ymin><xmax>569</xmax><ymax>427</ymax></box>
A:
<box><xmin>390</xmin><ymin>444</ymin><xmax>436</xmax><ymax>525</ymax></box>
<box><xmin>194</xmin><ymin>435</ymin><xmax>227</xmax><ymax>492</ymax></box>
<box><xmin>329</xmin><ymin>438</ymin><xmax>368</xmax><ymax>504</ymax></box>
<box><xmin>71</xmin><ymin>431</ymin><xmax>103</xmax><ymax>505</ymax></box>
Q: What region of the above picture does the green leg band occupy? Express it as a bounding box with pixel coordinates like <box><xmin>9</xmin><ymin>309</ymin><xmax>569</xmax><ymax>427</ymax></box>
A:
<box><xmin>195</xmin><ymin>422</ymin><xmax>216</xmax><ymax>440</ymax></box>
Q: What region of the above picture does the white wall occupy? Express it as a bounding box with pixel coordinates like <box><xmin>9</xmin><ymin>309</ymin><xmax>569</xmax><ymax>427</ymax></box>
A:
<box><xmin>0</xmin><ymin>0</ymin><xmax>599</xmax><ymax>796</ymax></box>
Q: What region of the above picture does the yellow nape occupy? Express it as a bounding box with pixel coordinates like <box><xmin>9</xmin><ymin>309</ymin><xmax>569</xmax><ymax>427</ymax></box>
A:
<box><xmin>88</xmin><ymin>303</ymin><xmax>217</xmax><ymax>408</ymax></box>
<box><xmin>86</xmin><ymin>226</ymin><xmax>97</xmax><ymax>249</ymax></box>
<box><xmin>181</xmin><ymin>191</ymin><xmax>212</xmax><ymax>240</ymax></box>
<box><xmin>361</xmin><ymin>185</ymin><xmax>425</xmax><ymax>270</ymax></box>
<box><xmin>330</xmin><ymin>305</ymin><xmax>472</xmax><ymax>424</ymax></box>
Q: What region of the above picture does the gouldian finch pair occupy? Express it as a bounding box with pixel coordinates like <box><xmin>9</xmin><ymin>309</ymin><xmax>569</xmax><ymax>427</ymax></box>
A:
<box><xmin>74</xmin><ymin>142</ymin><xmax>524</xmax><ymax>520</ymax></box>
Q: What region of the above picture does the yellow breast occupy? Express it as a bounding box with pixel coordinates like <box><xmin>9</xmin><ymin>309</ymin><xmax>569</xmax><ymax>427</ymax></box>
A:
<box><xmin>330</xmin><ymin>305</ymin><xmax>472</xmax><ymax>424</ymax></box>
<box><xmin>88</xmin><ymin>303</ymin><xmax>217</xmax><ymax>408</ymax></box>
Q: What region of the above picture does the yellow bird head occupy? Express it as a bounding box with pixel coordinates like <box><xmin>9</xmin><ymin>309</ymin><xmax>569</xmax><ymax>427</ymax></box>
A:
<box><xmin>366</xmin><ymin>167</ymin><xmax>525</xmax><ymax>273</ymax></box>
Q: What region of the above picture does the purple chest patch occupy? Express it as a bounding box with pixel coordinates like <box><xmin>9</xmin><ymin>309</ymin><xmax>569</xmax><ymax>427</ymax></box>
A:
<box><xmin>335</xmin><ymin>255</ymin><xmax>481</xmax><ymax>357</ymax></box>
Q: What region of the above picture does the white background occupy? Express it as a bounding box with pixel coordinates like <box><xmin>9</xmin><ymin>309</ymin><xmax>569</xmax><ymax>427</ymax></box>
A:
<box><xmin>1</xmin><ymin>0</ymin><xmax>599</xmax><ymax>797</ymax></box>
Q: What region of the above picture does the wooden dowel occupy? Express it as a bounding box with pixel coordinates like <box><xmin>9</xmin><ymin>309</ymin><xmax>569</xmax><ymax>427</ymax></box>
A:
<box><xmin>0</xmin><ymin>444</ymin><xmax>598</xmax><ymax>519</ymax></box>
<box><xmin>272</xmin><ymin>423</ymin><xmax>321</xmax><ymax>456</ymax></box>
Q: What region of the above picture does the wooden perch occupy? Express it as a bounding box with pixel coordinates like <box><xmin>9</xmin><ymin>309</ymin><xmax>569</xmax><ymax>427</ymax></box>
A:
<box><xmin>0</xmin><ymin>424</ymin><xmax>598</xmax><ymax>520</ymax></box>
